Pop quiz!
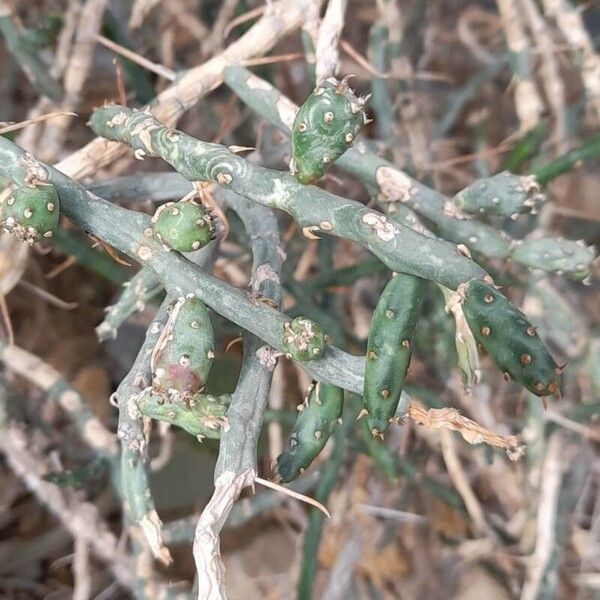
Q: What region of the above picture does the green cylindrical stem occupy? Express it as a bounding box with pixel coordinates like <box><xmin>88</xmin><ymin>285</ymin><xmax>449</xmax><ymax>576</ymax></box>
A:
<box><xmin>461</xmin><ymin>279</ymin><xmax>561</xmax><ymax>398</ymax></box>
<box><xmin>51</xmin><ymin>227</ymin><xmax>129</xmax><ymax>285</ymax></box>
<box><xmin>532</xmin><ymin>132</ymin><xmax>600</xmax><ymax>184</ymax></box>
<box><xmin>89</xmin><ymin>105</ymin><xmax>487</xmax><ymax>289</ymax></box>
<box><xmin>363</xmin><ymin>273</ymin><xmax>420</xmax><ymax>436</ymax></box>
<box><xmin>137</xmin><ymin>390</ymin><xmax>229</xmax><ymax>440</ymax></box>
<box><xmin>297</xmin><ymin>404</ymin><xmax>350</xmax><ymax>599</ymax></box>
<box><xmin>274</xmin><ymin>382</ymin><xmax>344</xmax><ymax>483</ymax></box>
<box><xmin>0</xmin><ymin>14</ymin><xmax>61</xmax><ymax>100</ymax></box>
<box><xmin>151</xmin><ymin>295</ymin><xmax>214</xmax><ymax>400</ymax></box>
<box><xmin>452</xmin><ymin>171</ymin><xmax>543</xmax><ymax>218</ymax></box>
<box><xmin>97</xmin><ymin>267</ymin><xmax>163</xmax><ymax>341</ymax></box>
<box><xmin>509</xmin><ymin>237</ymin><xmax>595</xmax><ymax>281</ymax></box>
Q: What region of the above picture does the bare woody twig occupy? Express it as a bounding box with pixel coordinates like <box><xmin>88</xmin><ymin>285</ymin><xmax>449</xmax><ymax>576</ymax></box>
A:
<box><xmin>0</xmin><ymin>341</ymin><xmax>117</xmax><ymax>457</ymax></box>
<box><xmin>496</xmin><ymin>0</ymin><xmax>544</xmax><ymax>133</ymax></box>
<box><xmin>315</xmin><ymin>0</ymin><xmax>348</xmax><ymax>85</ymax></box>
<box><xmin>541</xmin><ymin>0</ymin><xmax>600</xmax><ymax>126</ymax></box>
<box><xmin>0</xmin><ymin>423</ymin><xmax>131</xmax><ymax>588</ymax></box>
<box><xmin>40</xmin><ymin>0</ymin><xmax>108</xmax><ymax>158</ymax></box>
<box><xmin>521</xmin><ymin>0</ymin><xmax>567</xmax><ymax>148</ymax></box>
<box><xmin>72</xmin><ymin>536</ymin><xmax>92</xmax><ymax>600</ymax></box>
<box><xmin>407</xmin><ymin>401</ymin><xmax>525</xmax><ymax>460</ymax></box>
<box><xmin>520</xmin><ymin>431</ymin><xmax>569</xmax><ymax>600</ymax></box>
<box><xmin>54</xmin><ymin>0</ymin><xmax>325</xmax><ymax>181</ymax></box>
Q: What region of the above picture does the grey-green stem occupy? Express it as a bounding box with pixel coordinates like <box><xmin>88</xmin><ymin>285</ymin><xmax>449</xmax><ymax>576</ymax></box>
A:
<box><xmin>89</xmin><ymin>105</ymin><xmax>487</xmax><ymax>289</ymax></box>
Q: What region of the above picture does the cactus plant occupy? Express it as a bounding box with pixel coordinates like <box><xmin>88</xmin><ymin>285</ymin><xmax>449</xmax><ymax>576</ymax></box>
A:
<box><xmin>151</xmin><ymin>295</ymin><xmax>214</xmax><ymax>400</ymax></box>
<box><xmin>274</xmin><ymin>381</ymin><xmax>344</xmax><ymax>483</ymax></box>
<box><xmin>362</xmin><ymin>273</ymin><xmax>420</xmax><ymax>437</ymax></box>
<box><xmin>460</xmin><ymin>279</ymin><xmax>561</xmax><ymax>398</ymax></box>
<box><xmin>451</xmin><ymin>171</ymin><xmax>544</xmax><ymax>218</ymax></box>
<box><xmin>290</xmin><ymin>77</ymin><xmax>368</xmax><ymax>184</ymax></box>
<box><xmin>137</xmin><ymin>389</ymin><xmax>229</xmax><ymax>440</ymax></box>
<box><xmin>509</xmin><ymin>237</ymin><xmax>595</xmax><ymax>281</ymax></box>
<box><xmin>1</xmin><ymin>9</ymin><xmax>600</xmax><ymax>597</ymax></box>
<box><xmin>1</xmin><ymin>183</ymin><xmax>60</xmax><ymax>243</ymax></box>
<box><xmin>151</xmin><ymin>198</ymin><xmax>215</xmax><ymax>252</ymax></box>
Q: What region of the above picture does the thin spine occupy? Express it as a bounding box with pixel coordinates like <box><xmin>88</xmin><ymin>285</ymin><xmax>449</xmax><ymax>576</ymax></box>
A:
<box><xmin>163</xmin><ymin>473</ymin><xmax>320</xmax><ymax>544</ymax></box>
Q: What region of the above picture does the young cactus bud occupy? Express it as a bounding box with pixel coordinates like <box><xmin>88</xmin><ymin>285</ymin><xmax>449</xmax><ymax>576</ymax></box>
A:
<box><xmin>151</xmin><ymin>199</ymin><xmax>215</xmax><ymax>252</ymax></box>
<box><xmin>451</xmin><ymin>172</ymin><xmax>543</xmax><ymax>218</ymax></box>
<box><xmin>460</xmin><ymin>279</ymin><xmax>561</xmax><ymax>398</ymax></box>
<box><xmin>138</xmin><ymin>389</ymin><xmax>229</xmax><ymax>441</ymax></box>
<box><xmin>363</xmin><ymin>273</ymin><xmax>421</xmax><ymax>437</ymax></box>
<box><xmin>282</xmin><ymin>316</ymin><xmax>327</xmax><ymax>361</ymax></box>
<box><xmin>151</xmin><ymin>295</ymin><xmax>215</xmax><ymax>400</ymax></box>
<box><xmin>509</xmin><ymin>237</ymin><xmax>595</xmax><ymax>281</ymax></box>
<box><xmin>274</xmin><ymin>381</ymin><xmax>344</xmax><ymax>483</ymax></box>
<box><xmin>1</xmin><ymin>183</ymin><xmax>60</xmax><ymax>244</ymax></box>
<box><xmin>290</xmin><ymin>77</ymin><xmax>368</xmax><ymax>184</ymax></box>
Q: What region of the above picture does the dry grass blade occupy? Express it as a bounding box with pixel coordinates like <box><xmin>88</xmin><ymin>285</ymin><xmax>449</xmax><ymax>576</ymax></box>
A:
<box><xmin>0</xmin><ymin>112</ymin><xmax>78</xmax><ymax>135</ymax></box>
<box><xmin>95</xmin><ymin>34</ymin><xmax>176</xmax><ymax>81</ymax></box>
<box><xmin>255</xmin><ymin>476</ymin><xmax>331</xmax><ymax>518</ymax></box>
